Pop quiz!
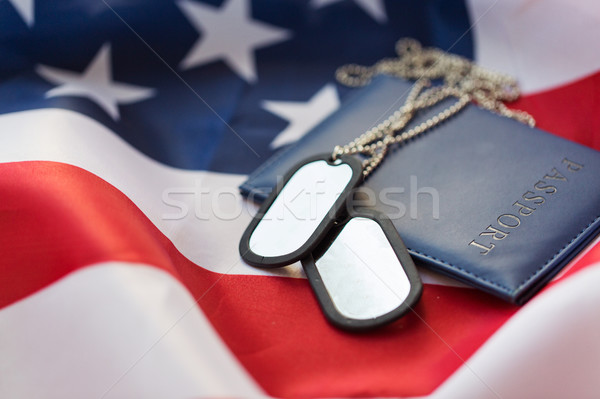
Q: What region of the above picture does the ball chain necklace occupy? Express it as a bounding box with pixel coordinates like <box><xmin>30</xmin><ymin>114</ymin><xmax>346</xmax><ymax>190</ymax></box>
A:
<box><xmin>239</xmin><ymin>39</ymin><xmax>535</xmax><ymax>331</ymax></box>
<box><xmin>333</xmin><ymin>38</ymin><xmax>535</xmax><ymax>177</ymax></box>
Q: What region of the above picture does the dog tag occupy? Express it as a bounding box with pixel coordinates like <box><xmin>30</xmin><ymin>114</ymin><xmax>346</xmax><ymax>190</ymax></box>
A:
<box><xmin>302</xmin><ymin>208</ymin><xmax>422</xmax><ymax>331</ymax></box>
<box><xmin>240</xmin><ymin>154</ymin><xmax>363</xmax><ymax>268</ymax></box>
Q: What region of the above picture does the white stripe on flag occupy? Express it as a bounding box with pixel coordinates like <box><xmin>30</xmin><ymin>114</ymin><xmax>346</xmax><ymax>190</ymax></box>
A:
<box><xmin>468</xmin><ymin>0</ymin><xmax>600</xmax><ymax>94</ymax></box>
<box><xmin>429</xmin><ymin>261</ymin><xmax>600</xmax><ymax>399</ymax></box>
<box><xmin>0</xmin><ymin>108</ymin><xmax>303</xmax><ymax>278</ymax></box>
<box><xmin>0</xmin><ymin>262</ymin><xmax>265</xmax><ymax>399</ymax></box>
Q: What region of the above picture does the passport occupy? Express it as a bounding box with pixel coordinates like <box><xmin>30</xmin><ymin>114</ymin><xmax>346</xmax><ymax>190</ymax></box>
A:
<box><xmin>240</xmin><ymin>76</ymin><xmax>600</xmax><ymax>304</ymax></box>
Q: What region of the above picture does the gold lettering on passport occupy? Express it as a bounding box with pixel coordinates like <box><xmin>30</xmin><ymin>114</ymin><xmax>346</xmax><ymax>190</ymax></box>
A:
<box><xmin>469</xmin><ymin>158</ymin><xmax>584</xmax><ymax>255</ymax></box>
<box><xmin>534</xmin><ymin>180</ymin><xmax>557</xmax><ymax>194</ymax></box>
<box><xmin>522</xmin><ymin>190</ymin><xmax>545</xmax><ymax>205</ymax></box>
<box><xmin>497</xmin><ymin>214</ymin><xmax>521</xmax><ymax>228</ymax></box>
<box><xmin>563</xmin><ymin>158</ymin><xmax>584</xmax><ymax>172</ymax></box>
<box><xmin>544</xmin><ymin>167</ymin><xmax>567</xmax><ymax>182</ymax></box>
<box><xmin>468</xmin><ymin>240</ymin><xmax>496</xmax><ymax>255</ymax></box>
<box><xmin>513</xmin><ymin>201</ymin><xmax>536</xmax><ymax>216</ymax></box>
<box><xmin>479</xmin><ymin>225</ymin><xmax>510</xmax><ymax>240</ymax></box>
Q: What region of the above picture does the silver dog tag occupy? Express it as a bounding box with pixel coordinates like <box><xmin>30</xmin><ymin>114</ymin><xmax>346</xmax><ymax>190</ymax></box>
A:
<box><xmin>302</xmin><ymin>208</ymin><xmax>422</xmax><ymax>331</ymax></box>
<box><xmin>239</xmin><ymin>154</ymin><xmax>363</xmax><ymax>268</ymax></box>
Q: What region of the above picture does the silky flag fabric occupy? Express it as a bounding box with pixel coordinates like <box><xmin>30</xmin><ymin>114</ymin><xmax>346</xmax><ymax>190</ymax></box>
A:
<box><xmin>1</xmin><ymin>1</ymin><xmax>600</xmax><ymax>398</ymax></box>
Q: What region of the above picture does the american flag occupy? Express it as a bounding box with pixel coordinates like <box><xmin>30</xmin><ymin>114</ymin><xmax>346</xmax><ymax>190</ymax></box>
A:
<box><xmin>1</xmin><ymin>0</ymin><xmax>600</xmax><ymax>398</ymax></box>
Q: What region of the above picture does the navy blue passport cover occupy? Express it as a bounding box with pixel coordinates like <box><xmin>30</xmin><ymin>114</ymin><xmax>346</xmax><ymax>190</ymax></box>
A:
<box><xmin>240</xmin><ymin>76</ymin><xmax>600</xmax><ymax>304</ymax></box>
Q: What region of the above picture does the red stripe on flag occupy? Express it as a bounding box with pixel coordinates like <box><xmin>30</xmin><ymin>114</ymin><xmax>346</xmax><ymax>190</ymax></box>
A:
<box><xmin>1</xmin><ymin>160</ymin><xmax>597</xmax><ymax>397</ymax></box>
<box><xmin>0</xmin><ymin>161</ymin><xmax>215</xmax><ymax>308</ymax></box>
<box><xmin>510</xmin><ymin>71</ymin><xmax>600</xmax><ymax>150</ymax></box>
<box><xmin>206</xmin><ymin>280</ymin><xmax>517</xmax><ymax>398</ymax></box>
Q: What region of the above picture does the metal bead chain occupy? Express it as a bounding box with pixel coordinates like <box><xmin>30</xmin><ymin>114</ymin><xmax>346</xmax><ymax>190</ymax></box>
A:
<box><xmin>333</xmin><ymin>38</ymin><xmax>536</xmax><ymax>178</ymax></box>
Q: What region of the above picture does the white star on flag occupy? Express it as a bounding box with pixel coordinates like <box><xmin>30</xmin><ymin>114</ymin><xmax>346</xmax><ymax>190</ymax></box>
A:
<box><xmin>8</xmin><ymin>0</ymin><xmax>34</xmax><ymax>26</ymax></box>
<box><xmin>36</xmin><ymin>43</ymin><xmax>155</xmax><ymax>121</ymax></box>
<box><xmin>263</xmin><ymin>84</ymin><xmax>340</xmax><ymax>149</ymax></box>
<box><xmin>177</xmin><ymin>0</ymin><xmax>291</xmax><ymax>83</ymax></box>
<box><xmin>311</xmin><ymin>0</ymin><xmax>388</xmax><ymax>24</ymax></box>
